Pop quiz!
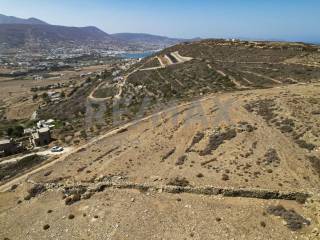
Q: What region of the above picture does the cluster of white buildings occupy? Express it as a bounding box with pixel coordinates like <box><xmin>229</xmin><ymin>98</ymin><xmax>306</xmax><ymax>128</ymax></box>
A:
<box><xmin>25</xmin><ymin>119</ymin><xmax>54</xmax><ymax>147</ymax></box>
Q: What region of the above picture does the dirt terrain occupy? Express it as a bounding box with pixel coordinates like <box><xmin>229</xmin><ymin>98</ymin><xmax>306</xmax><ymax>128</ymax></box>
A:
<box><xmin>1</xmin><ymin>84</ymin><xmax>320</xmax><ymax>239</ymax></box>
<box><xmin>1</xmin><ymin>40</ymin><xmax>320</xmax><ymax>239</ymax></box>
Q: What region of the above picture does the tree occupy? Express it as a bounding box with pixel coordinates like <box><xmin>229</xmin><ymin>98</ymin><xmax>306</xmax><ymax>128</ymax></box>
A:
<box><xmin>6</xmin><ymin>127</ymin><xmax>13</xmax><ymax>136</ymax></box>
<box><xmin>32</xmin><ymin>94</ymin><xmax>38</xmax><ymax>101</ymax></box>
<box><xmin>7</xmin><ymin>125</ymin><xmax>24</xmax><ymax>138</ymax></box>
<box><xmin>41</xmin><ymin>92</ymin><xmax>50</xmax><ymax>103</ymax></box>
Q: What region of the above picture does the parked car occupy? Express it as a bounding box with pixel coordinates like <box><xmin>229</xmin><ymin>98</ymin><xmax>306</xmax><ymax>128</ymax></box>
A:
<box><xmin>51</xmin><ymin>146</ymin><xmax>64</xmax><ymax>152</ymax></box>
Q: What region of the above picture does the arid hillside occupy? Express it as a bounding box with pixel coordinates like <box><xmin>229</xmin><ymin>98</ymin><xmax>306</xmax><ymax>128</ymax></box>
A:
<box><xmin>1</xmin><ymin>40</ymin><xmax>320</xmax><ymax>240</ymax></box>
<box><xmin>116</xmin><ymin>40</ymin><xmax>320</xmax><ymax>118</ymax></box>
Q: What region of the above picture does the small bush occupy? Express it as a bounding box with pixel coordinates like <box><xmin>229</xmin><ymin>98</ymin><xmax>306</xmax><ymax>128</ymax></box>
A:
<box><xmin>222</xmin><ymin>174</ymin><xmax>229</xmax><ymax>181</ymax></box>
<box><xmin>295</xmin><ymin>139</ymin><xmax>316</xmax><ymax>151</ymax></box>
<box><xmin>25</xmin><ymin>184</ymin><xmax>46</xmax><ymax>200</ymax></box>
<box><xmin>161</xmin><ymin>148</ymin><xmax>176</xmax><ymax>162</ymax></box>
<box><xmin>187</xmin><ymin>132</ymin><xmax>205</xmax><ymax>152</ymax></box>
<box><xmin>196</xmin><ymin>173</ymin><xmax>204</xmax><ymax>178</ymax></box>
<box><xmin>44</xmin><ymin>171</ymin><xmax>52</xmax><ymax>177</ymax></box>
<box><xmin>307</xmin><ymin>156</ymin><xmax>320</xmax><ymax>176</ymax></box>
<box><xmin>267</xmin><ymin>205</ymin><xmax>310</xmax><ymax>231</ymax></box>
<box><xmin>176</xmin><ymin>155</ymin><xmax>187</xmax><ymax>166</ymax></box>
<box><xmin>6</xmin><ymin>125</ymin><xmax>24</xmax><ymax>138</ymax></box>
<box><xmin>167</xmin><ymin>177</ymin><xmax>190</xmax><ymax>187</ymax></box>
<box><xmin>200</xmin><ymin>128</ymin><xmax>237</xmax><ymax>156</ymax></box>
<box><xmin>280</xmin><ymin>125</ymin><xmax>293</xmax><ymax>133</ymax></box>
<box><xmin>263</xmin><ymin>149</ymin><xmax>280</xmax><ymax>166</ymax></box>
<box><xmin>43</xmin><ymin>224</ymin><xmax>50</xmax><ymax>230</ymax></box>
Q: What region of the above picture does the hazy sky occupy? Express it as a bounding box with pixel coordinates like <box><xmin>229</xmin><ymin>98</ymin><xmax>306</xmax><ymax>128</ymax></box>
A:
<box><xmin>1</xmin><ymin>0</ymin><xmax>319</xmax><ymax>42</ymax></box>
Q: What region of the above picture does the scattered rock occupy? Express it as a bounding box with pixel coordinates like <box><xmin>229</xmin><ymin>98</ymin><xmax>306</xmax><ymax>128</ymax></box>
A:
<box><xmin>82</xmin><ymin>192</ymin><xmax>93</xmax><ymax>200</ymax></box>
<box><xmin>65</xmin><ymin>194</ymin><xmax>81</xmax><ymax>205</ymax></box>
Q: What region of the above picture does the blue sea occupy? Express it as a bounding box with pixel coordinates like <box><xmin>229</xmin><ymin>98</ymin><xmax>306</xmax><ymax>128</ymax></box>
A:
<box><xmin>120</xmin><ymin>51</ymin><xmax>155</xmax><ymax>59</ymax></box>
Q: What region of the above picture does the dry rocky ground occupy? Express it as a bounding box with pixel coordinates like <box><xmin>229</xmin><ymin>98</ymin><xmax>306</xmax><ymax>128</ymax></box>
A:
<box><xmin>1</xmin><ymin>40</ymin><xmax>320</xmax><ymax>239</ymax></box>
<box><xmin>1</xmin><ymin>84</ymin><xmax>320</xmax><ymax>239</ymax></box>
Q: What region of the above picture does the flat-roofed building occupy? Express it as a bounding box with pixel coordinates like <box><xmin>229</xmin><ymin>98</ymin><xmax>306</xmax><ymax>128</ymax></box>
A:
<box><xmin>0</xmin><ymin>139</ymin><xmax>18</xmax><ymax>157</ymax></box>
<box><xmin>32</xmin><ymin>127</ymin><xmax>51</xmax><ymax>147</ymax></box>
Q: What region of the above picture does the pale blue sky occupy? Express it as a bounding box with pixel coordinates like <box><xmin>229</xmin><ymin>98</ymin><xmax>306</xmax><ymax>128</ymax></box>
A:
<box><xmin>1</xmin><ymin>0</ymin><xmax>319</xmax><ymax>42</ymax></box>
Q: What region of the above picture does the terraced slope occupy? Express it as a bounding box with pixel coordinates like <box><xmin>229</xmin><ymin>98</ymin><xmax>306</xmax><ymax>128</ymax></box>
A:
<box><xmin>116</xmin><ymin>40</ymin><xmax>320</xmax><ymax>114</ymax></box>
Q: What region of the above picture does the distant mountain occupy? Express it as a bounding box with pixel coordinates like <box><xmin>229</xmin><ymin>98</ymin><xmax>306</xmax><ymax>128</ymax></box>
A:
<box><xmin>0</xmin><ymin>14</ymin><xmax>48</xmax><ymax>25</ymax></box>
<box><xmin>0</xmin><ymin>24</ymin><xmax>122</xmax><ymax>53</ymax></box>
<box><xmin>112</xmin><ymin>33</ymin><xmax>186</xmax><ymax>49</ymax></box>
<box><xmin>0</xmin><ymin>14</ymin><xmax>195</xmax><ymax>52</ymax></box>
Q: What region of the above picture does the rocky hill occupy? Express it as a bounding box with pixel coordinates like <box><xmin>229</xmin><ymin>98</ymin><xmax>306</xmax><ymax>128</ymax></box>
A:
<box><xmin>0</xmin><ymin>14</ymin><xmax>189</xmax><ymax>52</ymax></box>
<box><xmin>0</xmin><ymin>14</ymin><xmax>48</xmax><ymax>25</ymax></box>
<box><xmin>114</xmin><ymin>39</ymin><xmax>320</xmax><ymax>116</ymax></box>
<box><xmin>1</xmin><ymin>39</ymin><xmax>320</xmax><ymax>240</ymax></box>
<box><xmin>0</xmin><ymin>24</ymin><xmax>115</xmax><ymax>49</ymax></box>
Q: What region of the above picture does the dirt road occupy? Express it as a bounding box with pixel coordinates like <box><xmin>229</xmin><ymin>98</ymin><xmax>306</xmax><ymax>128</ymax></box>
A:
<box><xmin>88</xmin><ymin>64</ymin><xmax>145</xmax><ymax>102</ymax></box>
<box><xmin>0</xmin><ymin>147</ymin><xmax>74</xmax><ymax>166</ymax></box>
<box><xmin>0</xmin><ymin>94</ymin><xmax>218</xmax><ymax>192</ymax></box>
<box><xmin>1</xmin><ymin>84</ymin><xmax>320</xmax><ymax>240</ymax></box>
